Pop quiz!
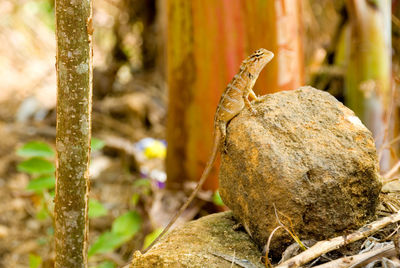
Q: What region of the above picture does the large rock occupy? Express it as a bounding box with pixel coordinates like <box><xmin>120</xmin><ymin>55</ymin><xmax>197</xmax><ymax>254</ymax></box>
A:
<box><xmin>130</xmin><ymin>212</ymin><xmax>264</xmax><ymax>268</ymax></box>
<box><xmin>219</xmin><ymin>86</ymin><xmax>382</xmax><ymax>254</ymax></box>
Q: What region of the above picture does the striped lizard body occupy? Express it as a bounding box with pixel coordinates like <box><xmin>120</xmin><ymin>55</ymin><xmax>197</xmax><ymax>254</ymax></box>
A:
<box><xmin>142</xmin><ymin>48</ymin><xmax>274</xmax><ymax>254</ymax></box>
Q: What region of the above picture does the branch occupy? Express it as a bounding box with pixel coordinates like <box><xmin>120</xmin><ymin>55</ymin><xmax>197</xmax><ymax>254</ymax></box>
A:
<box><xmin>276</xmin><ymin>211</ymin><xmax>400</xmax><ymax>268</ymax></box>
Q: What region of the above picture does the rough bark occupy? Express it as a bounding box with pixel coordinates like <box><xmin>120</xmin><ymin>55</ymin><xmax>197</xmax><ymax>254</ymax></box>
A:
<box><xmin>54</xmin><ymin>0</ymin><xmax>93</xmax><ymax>267</ymax></box>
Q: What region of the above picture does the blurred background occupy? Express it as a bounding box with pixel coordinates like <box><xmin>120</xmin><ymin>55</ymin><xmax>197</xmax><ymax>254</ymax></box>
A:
<box><xmin>0</xmin><ymin>0</ymin><xmax>399</xmax><ymax>267</ymax></box>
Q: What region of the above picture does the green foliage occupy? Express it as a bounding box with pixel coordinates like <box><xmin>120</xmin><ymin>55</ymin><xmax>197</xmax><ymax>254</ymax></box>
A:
<box><xmin>23</xmin><ymin>0</ymin><xmax>55</xmax><ymax>30</ymax></box>
<box><xmin>112</xmin><ymin>211</ymin><xmax>142</xmax><ymax>236</ymax></box>
<box><xmin>91</xmin><ymin>138</ymin><xmax>105</xmax><ymax>152</ymax></box>
<box><xmin>17</xmin><ymin>139</ymin><xmax>146</xmax><ymax>260</ymax></box>
<box><xmin>89</xmin><ymin>199</ymin><xmax>108</xmax><ymax>219</ymax></box>
<box><xmin>17</xmin><ymin>157</ymin><xmax>55</xmax><ymax>174</ymax></box>
<box><xmin>88</xmin><ymin>211</ymin><xmax>142</xmax><ymax>257</ymax></box>
<box><xmin>36</xmin><ymin>205</ymin><xmax>49</xmax><ymax>220</ymax></box>
<box><xmin>96</xmin><ymin>261</ymin><xmax>115</xmax><ymax>268</ymax></box>
<box><xmin>17</xmin><ymin>141</ymin><xmax>55</xmax><ymax>158</ymax></box>
<box><xmin>29</xmin><ymin>253</ymin><xmax>42</xmax><ymax>268</ymax></box>
<box><xmin>133</xmin><ymin>178</ymin><xmax>151</xmax><ymax>195</ymax></box>
<box><xmin>143</xmin><ymin>228</ymin><xmax>162</xmax><ymax>249</ymax></box>
<box><xmin>212</xmin><ymin>190</ymin><xmax>224</xmax><ymax>206</ymax></box>
<box><xmin>133</xmin><ymin>178</ymin><xmax>151</xmax><ymax>187</ymax></box>
<box><xmin>26</xmin><ymin>175</ymin><xmax>56</xmax><ymax>192</ymax></box>
<box><xmin>131</xmin><ymin>193</ymin><xmax>140</xmax><ymax>206</ymax></box>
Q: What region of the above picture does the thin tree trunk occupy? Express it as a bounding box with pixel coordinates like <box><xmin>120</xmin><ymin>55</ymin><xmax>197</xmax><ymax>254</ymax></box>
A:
<box><xmin>391</xmin><ymin>1</ymin><xmax>400</xmax><ymax>166</ymax></box>
<box><xmin>54</xmin><ymin>0</ymin><xmax>93</xmax><ymax>267</ymax></box>
<box><xmin>166</xmin><ymin>0</ymin><xmax>303</xmax><ymax>191</ymax></box>
<box><xmin>345</xmin><ymin>0</ymin><xmax>392</xmax><ymax>170</ymax></box>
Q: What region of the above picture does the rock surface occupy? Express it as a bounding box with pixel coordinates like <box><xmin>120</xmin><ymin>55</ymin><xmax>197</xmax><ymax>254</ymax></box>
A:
<box><xmin>130</xmin><ymin>212</ymin><xmax>264</xmax><ymax>268</ymax></box>
<box><xmin>219</xmin><ymin>86</ymin><xmax>382</xmax><ymax>254</ymax></box>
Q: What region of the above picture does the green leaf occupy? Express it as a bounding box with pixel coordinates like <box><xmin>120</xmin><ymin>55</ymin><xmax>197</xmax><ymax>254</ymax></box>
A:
<box><xmin>36</xmin><ymin>205</ymin><xmax>49</xmax><ymax>220</ymax></box>
<box><xmin>47</xmin><ymin>226</ymin><xmax>54</xmax><ymax>236</ymax></box>
<box><xmin>111</xmin><ymin>211</ymin><xmax>142</xmax><ymax>236</ymax></box>
<box><xmin>88</xmin><ymin>232</ymin><xmax>127</xmax><ymax>257</ymax></box>
<box><xmin>88</xmin><ymin>211</ymin><xmax>142</xmax><ymax>257</ymax></box>
<box><xmin>29</xmin><ymin>254</ymin><xmax>42</xmax><ymax>268</ymax></box>
<box><xmin>36</xmin><ymin>237</ymin><xmax>47</xmax><ymax>245</ymax></box>
<box><xmin>17</xmin><ymin>141</ymin><xmax>54</xmax><ymax>158</ymax></box>
<box><xmin>96</xmin><ymin>261</ymin><xmax>115</xmax><ymax>268</ymax></box>
<box><xmin>212</xmin><ymin>190</ymin><xmax>224</xmax><ymax>206</ymax></box>
<box><xmin>26</xmin><ymin>175</ymin><xmax>55</xmax><ymax>191</ymax></box>
<box><xmin>49</xmin><ymin>190</ymin><xmax>55</xmax><ymax>198</ymax></box>
<box><xmin>91</xmin><ymin>138</ymin><xmax>105</xmax><ymax>152</ymax></box>
<box><xmin>133</xmin><ymin>178</ymin><xmax>151</xmax><ymax>188</ymax></box>
<box><xmin>143</xmin><ymin>228</ymin><xmax>162</xmax><ymax>249</ymax></box>
<box><xmin>17</xmin><ymin>157</ymin><xmax>55</xmax><ymax>174</ymax></box>
<box><xmin>131</xmin><ymin>193</ymin><xmax>139</xmax><ymax>206</ymax></box>
<box><xmin>89</xmin><ymin>199</ymin><xmax>108</xmax><ymax>218</ymax></box>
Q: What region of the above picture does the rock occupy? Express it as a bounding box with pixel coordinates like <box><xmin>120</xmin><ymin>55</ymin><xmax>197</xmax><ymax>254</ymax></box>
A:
<box><xmin>130</xmin><ymin>212</ymin><xmax>264</xmax><ymax>268</ymax></box>
<box><xmin>219</xmin><ymin>86</ymin><xmax>382</xmax><ymax>254</ymax></box>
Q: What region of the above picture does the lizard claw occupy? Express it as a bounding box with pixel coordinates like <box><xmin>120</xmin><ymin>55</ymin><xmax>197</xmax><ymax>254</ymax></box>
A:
<box><xmin>249</xmin><ymin>107</ymin><xmax>257</xmax><ymax>115</ymax></box>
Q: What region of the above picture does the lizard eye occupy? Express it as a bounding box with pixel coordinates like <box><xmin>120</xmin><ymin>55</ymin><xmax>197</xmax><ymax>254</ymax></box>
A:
<box><xmin>251</xmin><ymin>50</ymin><xmax>265</xmax><ymax>59</ymax></box>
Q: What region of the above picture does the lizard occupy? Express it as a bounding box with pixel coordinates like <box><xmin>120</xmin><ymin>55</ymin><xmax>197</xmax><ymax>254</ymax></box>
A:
<box><xmin>142</xmin><ymin>48</ymin><xmax>274</xmax><ymax>254</ymax></box>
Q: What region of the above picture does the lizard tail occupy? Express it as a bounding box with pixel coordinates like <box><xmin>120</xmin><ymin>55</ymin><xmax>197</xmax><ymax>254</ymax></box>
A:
<box><xmin>142</xmin><ymin>129</ymin><xmax>221</xmax><ymax>254</ymax></box>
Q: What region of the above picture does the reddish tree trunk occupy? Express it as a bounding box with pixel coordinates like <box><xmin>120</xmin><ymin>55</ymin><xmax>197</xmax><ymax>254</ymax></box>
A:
<box><xmin>166</xmin><ymin>0</ymin><xmax>304</xmax><ymax>191</ymax></box>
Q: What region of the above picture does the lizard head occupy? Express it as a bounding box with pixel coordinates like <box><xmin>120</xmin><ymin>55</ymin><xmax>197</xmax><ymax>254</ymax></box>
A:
<box><xmin>244</xmin><ymin>48</ymin><xmax>274</xmax><ymax>77</ymax></box>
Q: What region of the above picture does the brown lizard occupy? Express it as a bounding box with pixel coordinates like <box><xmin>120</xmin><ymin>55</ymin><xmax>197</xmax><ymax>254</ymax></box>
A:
<box><xmin>142</xmin><ymin>48</ymin><xmax>274</xmax><ymax>253</ymax></box>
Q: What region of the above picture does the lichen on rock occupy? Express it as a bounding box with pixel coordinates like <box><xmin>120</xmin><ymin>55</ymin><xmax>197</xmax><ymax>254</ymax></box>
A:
<box><xmin>130</xmin><ymin>212</ymin><xmax>264</xmax><ymax>268</ymax></box>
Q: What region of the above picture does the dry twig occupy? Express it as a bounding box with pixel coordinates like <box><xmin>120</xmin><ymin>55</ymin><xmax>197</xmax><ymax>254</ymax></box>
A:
<box><xmin>312</xmin><ymin>244</ymin><xmax>395</xmax><ymax>268</ymax></box>
<box><xmin>275</xmin><ymin>211</ymin><xmax>400</xmax><ymax>268</ymax></box>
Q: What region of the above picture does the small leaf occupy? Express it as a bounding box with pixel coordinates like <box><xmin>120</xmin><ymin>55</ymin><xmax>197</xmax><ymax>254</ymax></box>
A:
<box><xmin>133</xmin><ymin>178</ymin><xmax>151</xmax><ymax>188</ymax></box>
<box><xmin>47</xmin><ymin>226</ymin><xmax>54</xmax><ymax>235</ymax></box>
<box><xmin>88</xmin><ymin>211</ymin><xmax>142</xmax><ymax>257</ymax></box>
<box><xmin>49</xmin><ymin>190</ymin><xmax>55</xmax><ymax>197</ymax></box>
<box><xmin>36</xmin><ymin>205</ymin><xmax>49</xmax><ymax>220</ymax></box>
<box><xmin>91</xmin><ymin>138</ymin><xmax>105</xmax><ymax>152</ymax></box>
<box><xmin>36</xmin><ymin>237</ymin><xmax>47</xmax><ymax>245</ymax></box>
<box><xmin>17</xmin><ymin>157</ymin><xmax>55</xmax><ymax>174</ymax></box>
<box><xmin>111</xmin><ymin>211</ymin><xmax>142</xmax><ymax>236</ymax></box>
<box><xmin>17</xmin><ymin>141</ymin><xmax>54</xmax><ymax>158</ymax></box>
<box><xmin>96</xmin><ymin>261</ymin><xmax>115</xmax><ymax>268</ymax></box>
<box><xmin>29</xmin><ymin>254</ymin><xmax>42</xmax><ymax>268</ymax></box>
<box><xmin>88</xmin><ymin>231</ymin><xmax>127</xmax><ymax>257</ymax></box>
<box><xmin>89</xmin><ymin>199</ymin><xmax>108</xmax><ymax>218</ymax></box>
<box><xmin>212</xmin><ymin>190</ymin><xmax>224</xmax><ymax>206</ymax></box>
<box><xmin>27</xmin><ymin>175</ymin><xmax>55</xmax><ymax>191</ymax></box>
<box><xmin>131</xmin><ymin>193</ymin><xmax>139</xmax><ymax>206</ymax></box>
<box><xmin>143</xmin><ymin>228</ymin><xmax>162</xmax><ymax>249</ymax></box>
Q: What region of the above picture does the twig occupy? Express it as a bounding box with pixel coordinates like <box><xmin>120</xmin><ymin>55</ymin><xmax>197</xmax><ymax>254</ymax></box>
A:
<box><xmin>312</xmin><ymin>244</ymin><xmax>395</xmax><ymax>268</ymax></box>
<box><xmin>384</xmin><ymin>160</ymin><xmax>400</xmax><ymax>179</ymax></box>
<box><xmin>210</xmin><ymin>251</ymin><xmax>259</xmax><ymax>268</ymax></box>
<box><xmin>264</xmin><ymin>226</ymin><xmax>283</xmax><ymax>268</ymax></box>
<box><xmin>273</xmin><ymin>205</ymin><xmax>306</xmax><ymax>251</ymax></box>
<box><xmin>264</xmin><ymin>206</ymin><xmax>306</xmax><ymax>267</ymax></box>
<box><xmin>275</xmin><ymin>211</ymin><xmax>400</xmax><ymax>268</ymax></box>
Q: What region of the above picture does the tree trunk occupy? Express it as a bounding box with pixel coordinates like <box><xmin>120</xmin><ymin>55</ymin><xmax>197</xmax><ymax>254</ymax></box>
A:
<box><xmin>166</xmin><ymin>0</ymin><xmax>304</xmax><ymax>191</ymax></box>
<box><xmin>54</xmin><ymin>0</ymin><xmax>93</xmax><ymax>267</ymax></box>
<box><xmin>345</xmin><ymin>0</ymin><xmax>392</xmax><ymax>171</ymax></box>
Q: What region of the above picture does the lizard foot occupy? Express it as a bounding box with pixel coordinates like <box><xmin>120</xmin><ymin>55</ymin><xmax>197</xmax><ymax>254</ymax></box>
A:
<box><xmin>249</xmin><ymin>107</ymin><xmax>257</xmax><ymax>116</ymax></box>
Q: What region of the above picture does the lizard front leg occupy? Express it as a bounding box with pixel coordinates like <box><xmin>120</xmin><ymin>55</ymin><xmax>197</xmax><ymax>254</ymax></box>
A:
<box><xmin>243</xmin><ymin>93</ymin><xmax>257</xmax><ymax>115</ymax></box>
<box><xmin>248</xmin><ymin>88</ymin><xmax>260</xmax><ymax>101</ymax></box>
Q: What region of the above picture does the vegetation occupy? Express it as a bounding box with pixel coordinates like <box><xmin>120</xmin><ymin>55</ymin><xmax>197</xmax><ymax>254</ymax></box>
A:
<box><xmin>0</xmin><ymin>0</ymin><xmax>399</xmax><ymax>267</ymax></box>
